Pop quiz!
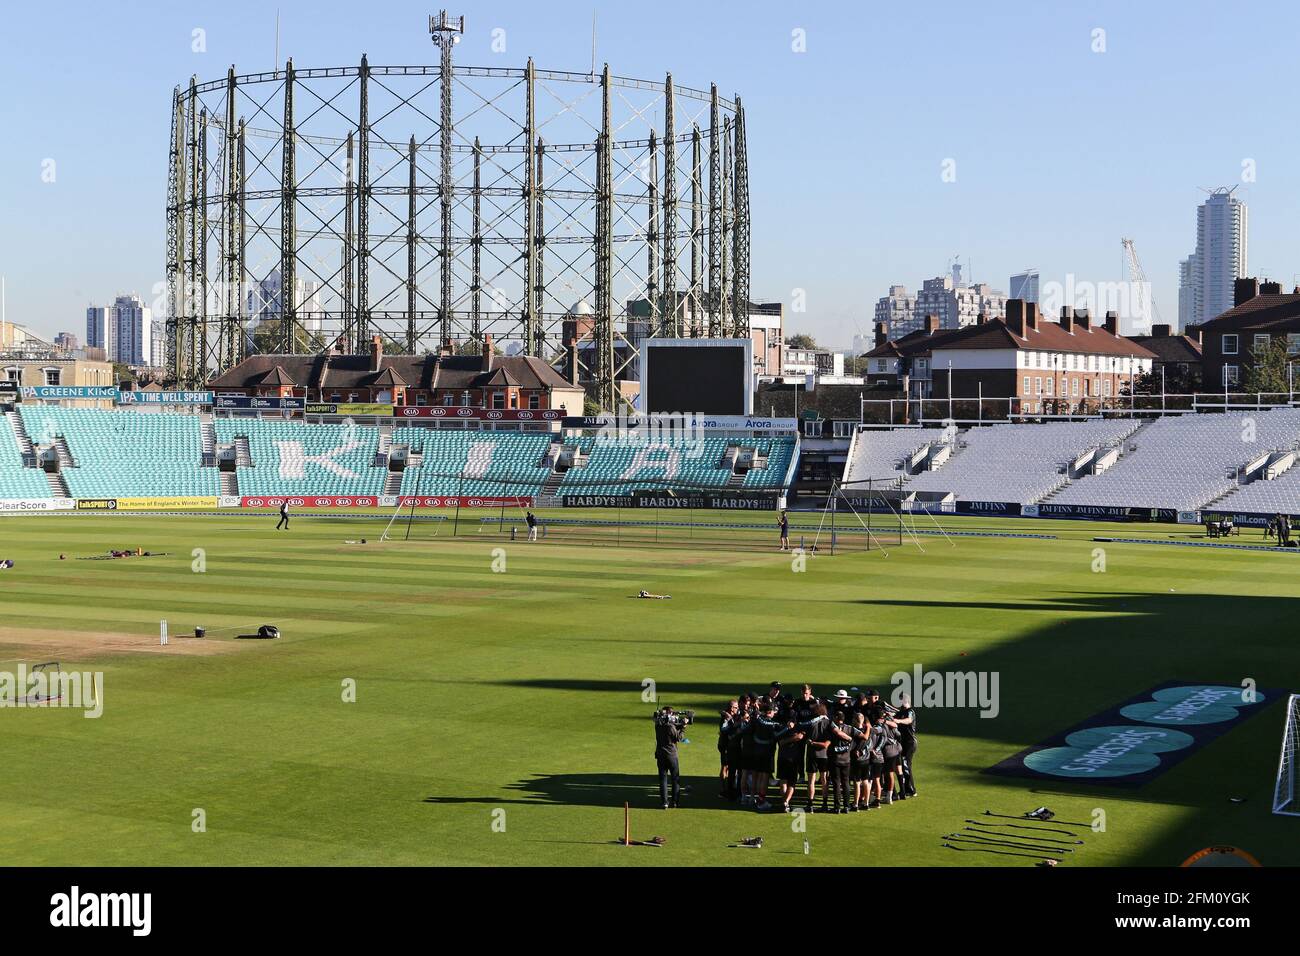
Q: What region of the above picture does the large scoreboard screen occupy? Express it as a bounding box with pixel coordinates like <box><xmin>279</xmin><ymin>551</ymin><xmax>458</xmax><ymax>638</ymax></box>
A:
<box><xmin>641</xmin><ymin>339</ymin><xmax>752</xmax><ymax>415</ymax></box>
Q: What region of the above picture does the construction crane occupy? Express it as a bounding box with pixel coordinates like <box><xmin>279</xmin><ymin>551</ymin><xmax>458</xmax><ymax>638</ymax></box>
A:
<box><xmin>1121</xmin><ymin>237</ymin><xmax>1163</xmax><ymax>330</ymax></box>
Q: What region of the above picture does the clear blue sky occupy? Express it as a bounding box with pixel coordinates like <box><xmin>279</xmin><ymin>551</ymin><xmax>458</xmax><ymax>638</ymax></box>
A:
<box><xmin>2</xmin><ymin>0</ymin><xmax>1298</xmax><ymax>348</ymax></box>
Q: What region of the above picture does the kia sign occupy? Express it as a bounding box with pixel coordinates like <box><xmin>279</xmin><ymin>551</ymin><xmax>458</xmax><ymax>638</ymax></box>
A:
<box><xmin>396</xmin><ymin>496</ymin><xmax>534</xmax><ymax>508</ymax></box>
<box><xmin>240</xmin><ymin>496</ymin><xmax>381</xmax><ymax>508</ymax></box>
<box><xmin>238</xmin><ymin>494</ymin><xmax>531</xmax><ymax>508</ymax></box>
<box><xmin>395</xmin><ymin>407</ymin><xmax>561</xmax><ymax>421</ymax></box>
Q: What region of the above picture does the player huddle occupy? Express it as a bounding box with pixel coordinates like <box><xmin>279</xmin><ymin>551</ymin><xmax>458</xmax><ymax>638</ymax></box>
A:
<box><xmin>718</xmin><ymin>682</ymin><xmax>918</xmax><ymax>814</ymax></box>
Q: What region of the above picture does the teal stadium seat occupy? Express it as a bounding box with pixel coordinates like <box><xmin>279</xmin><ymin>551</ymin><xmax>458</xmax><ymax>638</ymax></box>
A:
<box><xmin>18</xmin><ymin>406</ymin><xmax>218</xmax><ymax>498</ymax></box>
<box><xmin>3</xmin><ymin>408</ymin><xmax>796</xmax><ymax>502</ymax></box>
<box><xmin>0</xmin><ymin>415</ymin><xmax>54</xmax><ymax>498</ymax></box>
<box><xmin>557</xmin><ymin>435</ymin><xmax>795</xmax><ymax>495</ymax></box>
<box><xmin>394</xmin><ymin>428</ymin><xmax>555</xmax><ymax>497</ymax></box>
<box><xmin>214</xmin><ymin>419</ymin><xmax>386</xmax><ymax>496</ymax></box>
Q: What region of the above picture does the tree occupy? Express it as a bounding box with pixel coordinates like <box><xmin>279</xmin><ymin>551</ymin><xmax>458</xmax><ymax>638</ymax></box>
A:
<box><xmin>1244</xmin><ymin>338</ymin><xmax>1291</xmax><ymax>396</ymax></box>
<box><xmin>846</xmin><ymin>354</ymin><xmax>871</xmax><ymax>376</ymax></box>
<box><xmin>785</xmin><ymin>333</ymin><xmax>817</xmax><ymax>350</ymax></box>
<box><xmin>1125</xmin><ymin>363</ymin><xmax>1201</xmax><ymax>397</ymax></box>
<box><xmin>455</xmin><ymin>338</ymin><xmax>501</xmax><ymax>357</ymax></box>
<box><xmin>251</xmin><ymin>319</ymin><xmax>318</xmax><ymax>355</ymax></box>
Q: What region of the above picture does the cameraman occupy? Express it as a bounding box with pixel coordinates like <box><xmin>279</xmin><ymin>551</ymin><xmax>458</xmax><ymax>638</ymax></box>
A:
<box><xmin>654</xmin><ymin>706</ymin><xmax>690</xmax><ymax>809</ymax></box>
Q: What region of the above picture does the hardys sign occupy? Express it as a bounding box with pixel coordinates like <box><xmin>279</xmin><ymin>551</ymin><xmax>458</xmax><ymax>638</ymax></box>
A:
<box><xmin>987</xmin><ymin>683</ymin><xmax>1275</xmax><ymax>786</ymax></box>
<box><xmin>562</xmin><ymin>491</ymin><xmax>778</xmax><ymax>510</ymax></box>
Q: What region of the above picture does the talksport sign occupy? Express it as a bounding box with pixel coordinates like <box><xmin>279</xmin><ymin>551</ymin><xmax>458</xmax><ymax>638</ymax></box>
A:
<box><xmin>115</xmin><ymin>496</ymin><xmax>218</xmax><ymax>511</ymax></box>
<box><xmin>305</xmin><ymin>403</ymin><xmax>393</xmax><ymax>416</ymax></box>
<box><xmin>73</xmin><ymin>497</ymin><xmax>218</xmax><ymax>511</ymax></box>
<box><xmin>986</xmin><ymin>683</ymin><xmax>1276</xmax><ymax>786</ymax></box>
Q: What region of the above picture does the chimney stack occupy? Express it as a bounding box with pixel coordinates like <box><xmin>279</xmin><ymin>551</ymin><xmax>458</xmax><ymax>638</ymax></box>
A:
<box><xmin>1058</xmin><ymin>306</ymin><xmax>1074</xmax><ymax>334</ymax></box>
<box><xmin>1075</xmin><ymin>309</ymin><xmax>1091</xmax><ymax>331</ymax></box>
<box><xmin>370</xmin><ymin>335</ymin><xmax>383</xmax><ymax>372</ymax></box>
<box><xmin>924</xmin><ymin>314</ymin><xmax>940</xmax><ymax>335</ymax></box>
<box><xmin>976</xmin><ymin>311</ymin><xmax>987</xmax><ymax>326</ymax></box>
<box><xmin>1024</xmin><ymin>300</ymin><xmax>1039</xmax><ymax>332</ymax></box>
<box><xmin>1234</xmin><ymin>277</ymin><xmax>1260</xmax><ymax>306</ymax></box>
<box><xmin>1150</xmin><ymin>323</ymin><xmax>1171</xmax><ymax>338</ymax></box>
<box><xmin>482</xmin><ymin>333</ymin><xmax>494</xmax><ymax>371</ymax></box>
<box><xmin>567</xmin><ymin>338</ymin><xmax>579</xmax><ymax>386</ymax></box>
<box><xmin>1103</xmin><ymin>311</ymin><xmax>1118</xmax><ymax>335</ymax></box>
<box><xmin>1260</xmin><ymin>280</ymin><xmax>1282</xmax><ymax>296</ymax></box>
<box><xmin>1185</xmin><ymin>324</ymin><xmax>1203</xmax><ymax>346</ymax></box>
<box><xmin>1005</xmin><ymin>299</ymin><xmax>1025</xmax><ymax>336</ymax></box>
<box><xmin>874</xmin><ymin>322</ymin><xmax>887</xmax><ymax>348</ymax></box>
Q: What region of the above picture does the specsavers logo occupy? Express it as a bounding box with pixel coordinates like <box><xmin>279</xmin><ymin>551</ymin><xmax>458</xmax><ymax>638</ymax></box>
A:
<box><xmin>1023</xmin><ymin>686</ymin><xmax>1263</xmax><ymax>779</ymax></box>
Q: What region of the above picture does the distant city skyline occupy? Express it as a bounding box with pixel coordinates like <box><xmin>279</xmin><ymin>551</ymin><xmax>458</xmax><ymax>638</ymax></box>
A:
<box><xmin>4</xmin><ymin>1</ymin><xmax>1300</xmax><ymax>349</ymax></box>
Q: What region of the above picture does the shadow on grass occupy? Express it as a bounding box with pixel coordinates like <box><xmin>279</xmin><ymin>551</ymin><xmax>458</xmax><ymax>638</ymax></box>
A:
<box><xmin>424</xmin><ymin>773</ymin><xmax>723</xmax><ymax>810</ymax></box>
<box><xmin>482</xmin><ymin>589</ymin><xmax>1299</xmax><ymax>863</ymax></box>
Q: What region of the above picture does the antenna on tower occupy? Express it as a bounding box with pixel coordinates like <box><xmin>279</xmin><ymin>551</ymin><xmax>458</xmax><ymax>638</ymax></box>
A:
<box><xmin>591</xmin><ymin>13</ymin><xmax>597</xmax><ymax>79</ymax></box>
<box><xmin>274</xmin><ymin>8</ymin><xmax>280</xmax><ymax>69</ymax></box>
<box><xmin>429</xmin><ymin>9</ymin><xmax>465</xmax><ymax>46</ymax></box>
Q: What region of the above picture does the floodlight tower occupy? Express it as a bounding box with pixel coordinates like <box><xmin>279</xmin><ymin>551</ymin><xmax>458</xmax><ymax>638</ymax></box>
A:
<box><xmin>430</xmin><ymin>11</ymin><xmax>465</xmax><ymax>349</ymax></box>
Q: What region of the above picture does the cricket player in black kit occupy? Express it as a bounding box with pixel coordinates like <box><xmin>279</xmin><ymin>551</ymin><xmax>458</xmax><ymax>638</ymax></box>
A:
<box><xmin>717</xmin><ymin>700</ymin><xmax>740</xmax><ymax>798</ymax></box>
<box><xmin>826</xmin><ymin>711</ymin><xmax>865</xmax><ymax>813</ymax></box>
<box><xmin>276</xmin><ymin>500</ymin><xmax>290</xmax><ymax>530</ymax></box>
<box><xmin>654</xmin><ymin>707</ymin><xmax>686</xmax><ymax>809</ymax></box>
<box><xmin>893</xmin><ymin>693</ymin><xmax>918</xmax><ymax>798</ymax></box>
<box><xmin>744</xmin><ymin>702</ymin><xmax>784</xmax><ymax>810</ymax></box>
